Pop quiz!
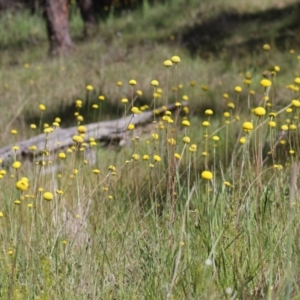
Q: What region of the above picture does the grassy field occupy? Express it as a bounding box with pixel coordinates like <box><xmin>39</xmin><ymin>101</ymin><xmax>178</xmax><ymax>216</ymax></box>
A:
<box><xmin>1</xmin><ymin>0</ymin><xmax>300</xmax><ymax>299</ymax></box>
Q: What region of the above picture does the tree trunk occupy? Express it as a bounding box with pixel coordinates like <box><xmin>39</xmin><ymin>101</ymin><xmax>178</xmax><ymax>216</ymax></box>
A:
<box><xmin>43</xmin><ymin>0</ymin><xmax>73</xmax><ymax>56</ymax></box>
<box><xmin>77</xmin><ymin>0</ymin><xmax>97</xmax><ymax>37</ymax></box>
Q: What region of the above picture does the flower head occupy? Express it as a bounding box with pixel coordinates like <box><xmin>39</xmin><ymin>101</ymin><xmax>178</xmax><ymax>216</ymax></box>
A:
<box><xmin>151</xmin><ymin>80</ymin><xmax>159</xmax><ymax>87</ymax></box>
<box><xmin>260</xmin><ymin>79</ymin><xmax>272</xmax><ymax>87</ymax></box>
<box><xmin>171</xmin><ymin>56</ymin><xmax>180</xmax><ymax>63</ymax></box>
<box><xmin>129</xmin><ymin>79</ymin><xmax>137</xmax><ymax>86</ymax></box>
<box><xmin>163</xmin><ymin>60</ymin><xmax>172</xmax><ymax>67</ymax></box>
<box><xmin>234</xmin><ymin>86</ymin><xmax>242</xmax><ymax>93</ymax></box>
<box><xmin>242</xmin><ymin>122</ymin><xmax>253</xmax><ymax>132</ymax></box>
<box><xmin>86</xmin><ymin>85</ymin><xmax>93</xmax><ymax>91</ymax></box>
<box><xmin>253</xmin><ymin>107</ymin><xmax>266</xmax><ymax>117</ymax></box>
<box><xmin>201</xmin><ymin>171</ymin><xmax>213</xmax><ymax>180</ymax></box>
<box><xmin>43</xmin><ymin>192</ymin><xmax>54</xmax><ymax>201</ymax></box>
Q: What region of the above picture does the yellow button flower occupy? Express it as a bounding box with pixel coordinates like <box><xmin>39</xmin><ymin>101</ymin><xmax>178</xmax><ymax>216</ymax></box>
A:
<box><xmin>43</xmin><ymin>192</ymin><xmax>54</xmax><ymax>201</ymax></box>
<box><xmin>201</xmin><ymin>171</ymin><xmax>213</xmax><ymax>180</ymax></box>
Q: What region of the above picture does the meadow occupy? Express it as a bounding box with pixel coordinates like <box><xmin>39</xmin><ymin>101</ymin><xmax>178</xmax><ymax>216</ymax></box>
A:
<box><xmin>1</xmin><ymin>0</ymin><xmax>300</xmax><ymax>299</ymax></box>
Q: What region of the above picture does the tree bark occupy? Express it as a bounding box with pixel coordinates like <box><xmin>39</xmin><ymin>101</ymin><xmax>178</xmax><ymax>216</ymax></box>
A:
<box><xmin>77</xmin><ymin>0</ymin><xmax>97</xmax><ymax>37</ymax></box>
<box><xmin>43</xmin><ymin>0</ymin><xmax>73</xmax><ymax>56</ymax></box>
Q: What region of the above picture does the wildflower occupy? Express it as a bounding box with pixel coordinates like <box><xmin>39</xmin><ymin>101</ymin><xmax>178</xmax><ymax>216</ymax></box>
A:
<box><xmin>223</xmin><ymin>93</ymin><xmax>229</xmax><ymax>99</ymax></box>
<box><xmin>129</xmin><ymin>79</ymin><xmax>137</xmax><ymax>86</ymax></box>
<box><xmin>121</xmin><ymin>98</ymin><xmax>128</xmax><ymax>103</ymax></box>
<box><xmin>289</xmin><ymin>124</ymin><xmax>297</xmax><ymax>130</ymax></box>
<box><xmin>274</xmin><ymin>164</ymin><xmax>283</xmax><ymax>170</ymax></box>
<box><xmin>132</xmin><ymin>154</ymin><xmax>139</xmax><ymax>161</ymax></box>
<box><xmin>11</xmin><ymin>129</ymin><xmax>17</xmax><ymax>134</ymax></box>
<box><xmin>153</xmin><ymin>155</ymin><xmax>161</xmax><ymax>162</ymax></box>
<box><xmin>86</xmin><ymin>85</ymin><xmax>93</xmax><ymax>91</ymax></box>
<box><xmin>189</xmin><ymin>144</ymin><xmax>197</xmax><ymax>152</ymax></box>
<box><xmin>143</xmin><ymin>155</ymin><xmax>150</xmax><ymax>160</ymax></box>
<box><xmin>292</xmin><ymin>100</ymin><xmax>300</xmax><ymax>107</ymax></box>
<box><xmin>281</xmin><ymin>125</ymin><xmax>288</xmax><ymax>131</ymax></box>
<box><xmin>171</xmin><ymin>56</ymin><xmax>180</xmax><ymax>63</ymax></box>
<box><xmin>201</xmin><ymin>171</ymin><xmax>213</xmax><ymax>180</ymax></box>
<box><xmin>205</xmin><ymin>109</ymin><xmax>213</xmax><ymax>115</ymax></box>
<box><xmin>127</xmin><ymin>124</ymin><xmax>135</xmax><ymax>130</ymax></box>
<box><xmin>242</xmin><ymin>122</ymin><xmax>253</xmax><ymax>132</ymax></box>
<box><xmin>183</xmin><ymin>136</ymin><xmax>191</xmax><ymax>144</ymax></box>
<box><xmin>108</xmin><ymin>165</ymin><xmax>116</xmax><ymax>172</ymax></box>
<box><xmin>151</xmin><ymin>80</ymin><xmax>159</xmax><ymax>87</ymax></box>
<box><xmin>202</xmin><ymin>121</ymin><xmax>210</xmax><ymax>127</ymax></box>
<box><xmin>131</xmin><ymin>107</ymin><xmax>141</xmax><ymax>114</ymax></box>
<box><xmin>224</xmin><ymin>181</ymin><xmax>232</xmax><ymax>187</ymax></box>
<box><xmin>294</xmin><ymin>78</ymin><xmax>300</xmax><ymax>85</ymax></box>
<box><xmin>168</xmin><ymin>138</ymin><xmax>176</xmax><ymax>145</ymax></box>
<box><xmin>117</xmin><ymin>81</ymin><xmax>123</xmax><ymax>86</ymax></box>
<box><xmin>182</xmin><ymin>120</ymin><xmax>190</xmax><ymax>127</ymax></box>
<box><xmin>93</xmin><ymin>169</ymin><xmax>100</xmax><ymax>174</ymax></box>
<box><xmin>43</xmin><ymin>192</ymin><xmax>53</xmax><ymax>201</ymax></box>
<box><xmin>174</xmin><ymin>153</ymin><xmax>181</xmax><ymax>159</ymax></box>
<box><xmin>56</xmin><ymin>190</ymin><xmax>63</xmax><ymax>195</ymax></box>
<box><xmin>253</xmin><ymin>107</ymin><xmax>266</xmax><ymax>117</ymax></box>
<box><xmin>39</xmin><ymin>104</ymin><xmax>46</xmax><ymax>111</ymax></box>
<box><xmin>76</xmin><ymin>100</ymin><xmax>82</xmax><ymax>107</ymax></box>
<box><xmin>72</xmin><ymin>135</ymin><xmax>83</xmax><ymax>143</ymax></box>
<box><xmin>30</xmin><ymin>124</ymin><xmax>37</xmax><ymax>129</ymax></box>
<box><xmin>212</xmin><ymin>136</ymin><xmax>219</xmax><ymax>141</ymax></box>
<box><xmin>0</xmin><ymin>211</ymin><xmax>3</xmax><ymax>217</ymax></box>
<box><xmin>136</xmin><ymin>90</ymin><xmax>143</xmax><ymax>96</ymax></box>
<box><xmin>239</xmin><ymin>137</ymin><xmax>246</xmax><ymax>144</ymax></box>
<box><xmin>92</xmin><ymin>104</ymin><xmax>99</xmax><ymax>109</ymax></box>
<box><xmin>268</xmin><ymin>121</ymin><xmax>276</xmax><ymax>128</ymax></box>
<box><xmin>286</xmin><ymin>108</ymin><xmax>293</xmax><ymax>113</ymax></box>
<box><xmin>163</xmin><ymin>60</ymin><xmax>172</xmax><ymax>67</ymax></box>
<box><xmin>12</xmin><ymin>161</ymin><xmax>21</xmax><ymax>169</ymax></box>
<box><xmin>227</xmin><ymin>102</ymin><xmax>235</xmax><ymax>109</ymax></box>
<box><xmin>223</xmin><ymin>112</ymin><xmax>230</xmax><ymax>118</ymax></box>
<box><xmin>44</xmin><ymin>128</ymin><xmax>53</xmax><ymax>133</ymax></box>
<box><xmin>53</xmin><ymin>121</ymin><xmax>60</xmax><ymax>127</ymax></box>
<box><xmin>77</xmin><ymin>125</ymin><xmax>87</xmax><ymax>134</ymax></box>
<box><xmin>234</xmin><ymin>86</ymin><xmax>242</xmax><ymax>93</ymax></box>
<box><xmin>244</xmin><ymin>79</ymin><xmax>251</xmax><ymax>85</ymax></box>
<box><xmin>263</xmin><ymin>44</ymin><xmax>271</xmax><ymax>51</ymax></box>
<box><xmin>202</xmin><ymin>85</ymin><xmax>208</xmax><ymax>91</ymax></box>
<box><xmin>182</xmin><ymin>95</ymin><xmax>188</xmax><ymax>101</ymax></box>
<box><xmin>16</xmin><ymin>179</ymin><xmax>29</xmax><ymax>191</ymax></box>
<box><xmin>152</xmin><ymin>133</ymin><xmax>159</xmax><ymax>140</ymax></box>
<box><xmin>77</xmin><ymin>115</ymin><xmax>84</xmax><ymax>122</ymax></box>
<box><xmin>58</xmin><ymin>152</ymin><xmax>66</xmax><ymax>159</ymax></box>
<box><xmin>260</xmin><ymin>79</ymin><xmax>272</xmax><ymax>87</ymax></box>
<box><xmin>98</xmin><ymin>95</ymin><xmax>105</xmax><ymax>101</ymax></box>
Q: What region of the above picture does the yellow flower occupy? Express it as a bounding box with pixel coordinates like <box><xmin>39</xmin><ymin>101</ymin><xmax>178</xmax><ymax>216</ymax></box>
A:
<box><xmin>202</xmin><ymin>85</ymin><xmax>208</xmax><ymax>91</ymax></box>
<box><xmin>253</xmin><ymin>107</ymin><xmax>266</xmax><ymax>117</ymax></box>
<box><xmin>77</xmin><ymin>115</ymin><xmax>84</xmax><ymax>122</ymax></box>
<box><xmin>182</xmin><ymin>95</ymin><xmax>188</xmax><ymax>101</ymax></box>
<box><xmin>268</xmin><ymin>121</ymin><xmax>276</xmax><ymax>128</ymax></box>
<box><xmin>92</xmin><ymin>104</ymin><xmax>99</xmax><ymax>109</ymax></box>
<box><xmin>183</xmin><ymin>136</ymin><xmax>191</xmax><ymax>144</ymax></box>
<box><xmin>39</xmin><ymin>104</ymin><xmax>46</xmax><ymax>111</ymax></box>
<box><xmin>16</xmin><ymin>179</ymin><xmax>29</xmax><ymax>191</ymax></box>
<box><xmin>30</xmin><ymin>124</ymin><xmax>37</xmax><ymax>129</ymax></box>
<box><xmin>136</xmin><ymin>90</ymin><xmax>143</xmax><ymax>96</ymax></box>
<box><xmin>108</xmin><ymin>165</ymin><xmax>116</xmax><ymax>172</ymax></box>
<box><xmin>202</xmin><ymin>121</ymin><xmax>210</xmax><ymax>127</ymax></box>
<box><xmin>212</xmin><ymin>136</ymin><xmax>219</xmax><ymax>141</ymax></box>
<box><xmin>117</xmin><ymin>81</ymin><xmax>123</xmax><ymax>86</ymax></box>
<box><xmin>129</xmin><ymin>79</ymin><xmax>137</xmax><ymax>86</ymax></box>
<box><xmin>151</xmin><ymin>80</ymin><xmax>159</xmax><ymax>87</ymax></box>
<box><xmin>58</xmin><ymin>152</ymin><xmax>66</xmax><ymax>159</ymax></box>
<box><xmin>44</xmin><ymin>128</ymin><xmax>53</xmax><ymax>133</ymax></box>
<box><xmin>263</xmin><ymin>44</ymin><xmax>271</xmax><ymax>51</ymax></box>
<box><xmin>86</xmin><ymin>85</ymin><xmax>93</xmax><ymax>91</ymax></box>
<box><xmin>242</xmin><ymin>122</ymin><xmax>253</xmax><ymax>132</ymax></box>
<box><xmin>127</xmin><ymin>124</ymin><xmax>135</xmax><ymax>130</ymax></box>
<box><xmin>11</xmin><ymin>129</ymin><xmax>17</xmax><ymax>134</ymax></box>
<box><xmin>77</xmin><ymin>125</ymin><xmax>87</xmax><ymax>134</ymax></box>
<box><xmin>72</xmin><ymin>135</ymin><xmax>83</xmax><ymax>143</ymax></box>
<box><xmin>132</xmin><ymin>154</ymin><xmax>139</xmax><ymax>161</ymax></box>
<box><xmin>189</xmin><ymin>144</ymin><xmax>197</xmax><ymax>152</ymax></box>
<box><xmin>171</xmin><ymin>56</ymin><xmax>180</xmax><ymax>63</ymax></box>
<box><xmin>43</xmin><ymin>192</ymin><xmax>54</xmax><ymax>201</ymax></box>
<box><xmin>201</xmin><ymin>171</ymin><xmax>213</xmax><ymax>180</ymax></box>
<box><xmin>223</xmin><ymin>93</ymin><xmax>229</xmax><ymax>99</ymax></box>
<box><xmin>131</xmin><ymin>107</ymin><xmax>141</xmax><ymax>114</ymax></box>
<box><xmin>291</xmin><ymin>100</ymin><xmax>300</xmax><ymax>107</ymax></box>
<box><xmin>190</xmin><ymin>81</ymin><xmax>196</xmax><ymax>87</ymax></box>
<box><xmin>234</xmin><ymin>86</ymin><xmax>242</xmax><ymax>93</ymax></box>
<box><xmin>163</xmin><ymin>60</ymin><xmax>172</xmax><ymax>67</ymax></box>
<box><xmin>174</xmin><ymin>153</ymin><xmax>181</xmax><ymax>159</ymax></box>
<box><xmin>260</xmin><ymin>79</ymin><xmax>272</xmax><ymax>87</ymax></box>
<box><xmin>152</xmin><ymin>133</ymin><xmax>159</xmax><ymax>140</ymax></box>
<box><xmin>289</xmin><ymin>124</ymin><xmax>297</xmax><ymax>130</ymax></box>
<box><xmin>0</xmin><ymin>211</ymin><xmax>3</xmax><ymax>217</ymax></box>
<box><xmin>205</xmin><ymin>109</ymin><xmax>213</xmax><ymax>115</ymax></box>
<box><xmin>228</xmin><ymin>102</ymin><xmax>235</xmax><ymax>109</ymax></box>
<box><xmin>168</xmin><ymin>138</ymin><xmax>176</xmax><ymax>145</ymax></box>
<box><xmin>93</xmin><ymin>169</ymin><xmax>100</xmax><ymax>174</ymax></box>
<box><xmin>182</xmin><ymin>120</ymin><xmax>190</xmax><ymax>127</ymax></box>
<box><xmin>53</xmin><ymin>121</ymin><xmax>60</xmax><ymax>127</ymax></box>
<box><xmin>153</xmin><ymin>155</ymin><xmax>161</xmax><ymax>162</ymax></box>
<box><xmin>281</xmin><ymin>125</ymin><xmax>288</xmax><ymax>131</ymax></box>
<box><xmin>223</xmin><ymin>112</ymin><xmax>230</xmax><ymax>118</ymax></box>
<box><xmin>294</xmin><ymin>78</ymin><xmax>300</xmax><ymax>85</ymax></box>
<box><xmin>143</xmin><ymin>155</ymin><xmax>150</xmax><ymax>160</ymax></box>
<box><xmin>12</xmin><ymin>161</ymin><xmax>21</xmax><ymax>169</ymax></box>
<box><xmin>98</xmin><ymin>95</ymin><xmax>105</xmax><ymax>101</ymax></box>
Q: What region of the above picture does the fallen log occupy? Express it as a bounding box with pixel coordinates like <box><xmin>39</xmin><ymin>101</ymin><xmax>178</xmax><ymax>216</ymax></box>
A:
<box><xmin>0</xmin><ymin>103</ymin><xmax>184</xmax><ymax>163</ymax></box>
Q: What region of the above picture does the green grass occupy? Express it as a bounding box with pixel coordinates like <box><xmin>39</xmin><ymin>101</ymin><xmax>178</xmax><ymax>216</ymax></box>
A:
<box><xmin>1</xmin><ymin>0</ymin><xmax>300</xmax><ymax>299</ymax></box>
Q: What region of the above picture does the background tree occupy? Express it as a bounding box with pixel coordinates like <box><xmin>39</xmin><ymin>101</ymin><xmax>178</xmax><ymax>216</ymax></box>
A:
<box><xmin>43</xmin><ymin>0</ymin><xmax>73</xmax><ymax>56</ymax></box>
